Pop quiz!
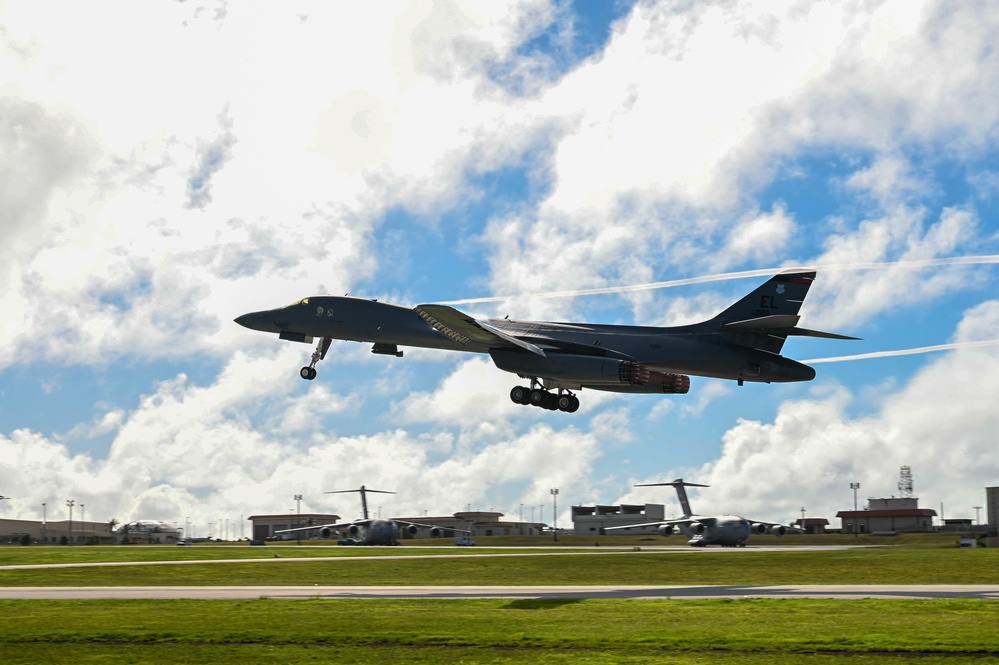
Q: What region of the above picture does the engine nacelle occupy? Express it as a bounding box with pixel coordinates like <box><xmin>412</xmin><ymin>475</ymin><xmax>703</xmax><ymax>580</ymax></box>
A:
<box><xmin>346</xmin><ymin>524</ymin><xmax>361</xmax><ymax>536</ymax></box>
<box><xmin>688</xmin><ymin>521</ymin><xmax>706</xmax><ymax>535</ymax></box>
<box><xmin>657</xmin><ymin>524</ymin><xmax>675</xmax><ymax>537</ymax></box>
<box><xmin>489</xmin><ymin>349</ymin><xmax>651</xmax><ymax>386</ymax></box>
<box><xmin>319</xmin><ymin>527</ymin><xmax>334</xmax><ymax>539</ymax></box>
<box><xmin>404</xmin><ymin>524</ymin><xmax>419</xmax><ymax>536</ymax></box>
<box><xmin>429</xmin><ymin>527</ymin><xmax>443</xmax><ymax>538</ymax></box>
<box><xmin>770</xmin><ymin>525</ymin><xmax>787</xmax><ymax>537</ymax></box>
<box><xmin>751</xmin><ymin>523</ymin><xmax>769</xmax><ymax>535</ymax></box>
<box><xmin>582</xmin><ymin>372</ymin><xmax>691</xmax><ymax>394</ymax></box>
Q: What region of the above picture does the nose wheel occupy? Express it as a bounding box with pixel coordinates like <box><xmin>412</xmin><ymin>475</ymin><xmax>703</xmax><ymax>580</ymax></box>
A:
<box><xmin>300</xmin><ymin>337</ymin><xmax>332</xmax><ymax>381</ymax></box>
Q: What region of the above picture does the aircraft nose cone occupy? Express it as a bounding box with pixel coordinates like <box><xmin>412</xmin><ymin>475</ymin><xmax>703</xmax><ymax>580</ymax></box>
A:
<box><xmin>234</xmin><ymin>313</ymin><xmax>255</xmax><ymax>329</ymax></box>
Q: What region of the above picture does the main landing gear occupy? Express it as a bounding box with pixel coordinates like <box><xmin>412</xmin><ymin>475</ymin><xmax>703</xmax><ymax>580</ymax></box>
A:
<box><xmin>509</xmin><ymin>382</ymin><xmax>580</xmax><ymax>413</ymax></box>
<box><xmin>300</xmin><ymin>337</ymin><xmax>332</xmax><ymax>381</ymax></box>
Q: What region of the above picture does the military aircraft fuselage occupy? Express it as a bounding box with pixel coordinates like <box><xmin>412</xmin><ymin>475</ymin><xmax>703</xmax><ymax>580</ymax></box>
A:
<box><xmin>683</xmin><ymin>516</ymin><xmax>752</xmax><ymax>547</ymax></box>
<box><xmin>235</xmin><ymin>297</ymin><xmax>467</xmax><ymax>352</ymax></box>
<box><xmin>235</xmin><ymin>273</ymin><xmax>855</xmax><ymax>412</ymax></box>
<box><xmin>234</xmin><ymin>295</ymin><xmax>816</xmax><ymax>385</ymax></box>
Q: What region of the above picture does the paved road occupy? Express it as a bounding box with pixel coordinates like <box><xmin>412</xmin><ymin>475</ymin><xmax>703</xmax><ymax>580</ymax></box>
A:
<box><xmin>2</xmin><ymin>585</ymin><xmax>998</xmax><ymax>600</ymax></box>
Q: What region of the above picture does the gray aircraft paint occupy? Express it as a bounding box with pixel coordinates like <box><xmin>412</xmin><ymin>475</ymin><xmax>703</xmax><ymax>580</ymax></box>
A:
<box><xmin>603</xmin><ymin>479</ymin><xmax>789</xmax><ymax>547</ymax></box>
<box><xmin>235</xmin><ymin>271</ymin><xmax>856</xmax><ymax>413</ymax></box>
<box><xmin>275</xmin><ymin>486</ymin><xmax>464</xmax><ymax>546</ymax></box>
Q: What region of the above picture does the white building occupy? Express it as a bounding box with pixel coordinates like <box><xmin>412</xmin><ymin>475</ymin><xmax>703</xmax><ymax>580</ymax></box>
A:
<box><xmin>571</xmin><ymin>504</ymin><xmax>665</xmax><ymax>536</ymax></box>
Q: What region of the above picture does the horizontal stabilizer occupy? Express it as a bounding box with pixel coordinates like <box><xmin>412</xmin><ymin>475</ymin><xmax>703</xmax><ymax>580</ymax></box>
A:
<box><xmin>784</xmin><ymin>327</ymin><xmax>861</xmax><ymax>341</ymax></box>
<box><xmin>722</xmin><ymin>315</ymin><xmax>860</xmax><ymax>341</ymax></box>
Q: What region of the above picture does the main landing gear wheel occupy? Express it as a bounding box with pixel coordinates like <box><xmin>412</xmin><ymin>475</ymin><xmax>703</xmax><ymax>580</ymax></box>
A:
<box><xmin>510</xmin><ymin>386</ymin><xmax>530</xmax><ymax>404</ymax></box>
<box><xmin>509</xmin><ymin>384</ymin><xmax>580</xmax><ymax>413</ymax></box>
<box><xmin>300</xmin><ymin>366</ymin><xmax>317</xmax><ymax>380</ymax></box>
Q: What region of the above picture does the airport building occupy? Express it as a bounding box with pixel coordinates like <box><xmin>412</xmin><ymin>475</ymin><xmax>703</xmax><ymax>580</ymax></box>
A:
<box><xmin>836</xmin><ymin>496</ymin><xmax>937</xmax><ymax>534</ymax></box>
<box><xmin>0</xmin><ymin>518</ymin><xmax>117</xmax><ymax>545</ymax></box>
<box><xmin>571</xmin><ymin>504</ymin><xmax>665</xmax><ymax>536</ymax></box>
<box><xmin>248</xmin><ymin>514</ymin><xmax>341</xmax><ymax>541</ymax></box>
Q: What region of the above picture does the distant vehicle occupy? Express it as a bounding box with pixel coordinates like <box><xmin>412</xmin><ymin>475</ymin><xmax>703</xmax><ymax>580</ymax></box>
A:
<box><xmin>235</xmin><ymin>272</ymin><xmax>857</xmax><ymax>413</ymax></box>
<box><xmin>454</xmin><ymin>534</ymin><xmax>476</xmax><ymax>546</ymax></box>
<box><xmin>275</xmin><ymin>486</ymin><xmax>471</xmax><ymax>546</ymax></box>
<box><xmin>602</xmin><ymin>479</ymin><xmax>792</xmax><ymax>547</ymax></box>
<box><xmin>175</xmin><ymin>539</ymin><xmax>191</xmax><ymax>546</ymax></box>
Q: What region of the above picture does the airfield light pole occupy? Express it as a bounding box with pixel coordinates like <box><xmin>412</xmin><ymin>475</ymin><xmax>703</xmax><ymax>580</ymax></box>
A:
<box><xmin>294</xmin><ymin>494</ymin><xmax>303</xmax><ymax>545</ymax></box>
<box><xmin>42</xmin><ymin>502</ymin><xmax>47</xmax><ymax>543</ymax></box>
<box><xmin>550</xmin><ymin>489</ymin><xmax>559</xmax><ymax>542</ymax></box>
<box><xmin>81</xmin><ymin>504</ymin><xmax>85</xmax><ymax>543</ymax></box>
<box><xmin>850</xmin><ymin>483</ymin><xmax>860</xmax><ymax>537</ymax></box>
<box><xmin>66</xmin><ymin>500</ymin><xmax>75</xmax><ymax>546</ymax></box>
<box><xmin>974</xmin><ymin>506</ymin><xmax>983</xmax><ymax>525</ymax></box>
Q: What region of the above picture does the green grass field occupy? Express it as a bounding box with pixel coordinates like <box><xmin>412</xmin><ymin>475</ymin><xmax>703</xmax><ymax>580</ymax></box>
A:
<box><xmin>1</xmin><ymin>597</ymin><xmax>996</xmax><ymax>664</ymax></box>
<box><xmin>1</xmin><ymin>543</ymin><xmax>997</xmax><ymax>586</ymax></box>
<box><xmin>1</xmin><ymin>535</ymin><xmax>996</xmax><ymax>664</ymax></box>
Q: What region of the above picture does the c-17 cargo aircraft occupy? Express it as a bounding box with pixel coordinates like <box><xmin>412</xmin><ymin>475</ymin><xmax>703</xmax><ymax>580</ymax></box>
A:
<box><xmin>235</xmin><ymin>271</ymin><xmax>856</xmax><ymax>413</ymax></box>
<box><xmin>275</xmin><ymin>486</ymin><xmax>468</xmax><ymax>545</ymax></box>
<box><xmin>602</xmin><ymin>479</ymin><xmax>792</xmax><ymax>547</ymax></box>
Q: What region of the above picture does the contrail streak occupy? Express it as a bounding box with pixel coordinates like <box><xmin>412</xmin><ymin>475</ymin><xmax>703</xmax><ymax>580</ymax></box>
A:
<box><xmin>440</xmin><ymin>255</ymin><xmax>999</xmax><ymax>305</ymax></box>
<box><xmin>802</xmin><ymin>339</ymin><xmax>999</xmax><ymax>364</ymax></box>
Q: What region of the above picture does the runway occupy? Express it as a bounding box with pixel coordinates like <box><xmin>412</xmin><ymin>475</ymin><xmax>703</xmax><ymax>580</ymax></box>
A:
<box><xmin>2</xmin><ymin>585</ymin><xmax>998</xmax><ymax>600</ymax></box>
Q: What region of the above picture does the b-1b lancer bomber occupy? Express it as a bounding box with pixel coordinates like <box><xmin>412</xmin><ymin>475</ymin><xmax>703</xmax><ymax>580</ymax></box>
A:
<box><xmin>235</xmin><ymin>271</ymin><xmax>856</xmax><ymax>413</ymax></box>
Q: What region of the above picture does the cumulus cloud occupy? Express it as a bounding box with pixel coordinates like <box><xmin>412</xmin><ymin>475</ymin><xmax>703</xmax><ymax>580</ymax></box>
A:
<box><xmin>481</xmin><ymin>0</ymin><xmax>999</xmax><ymax>322</ymax></box>
<box><xmin>3</xmin><ymin>0</ymin><xmax>999</xmax><ymax>532</ymax></box>
<box><xmin>0</xmin><ymin>1</ymin><xmax>558</xmax><ymax>369</ymax></box>
<box><xmin>623</xmin><ymin>302</ymin><xmax>999</xmax><ymax>525</ymax></box>
<box><xmin>0</xmin><ymin>349</ymin><xmax>606</xmax><ymax>527</ymax></box>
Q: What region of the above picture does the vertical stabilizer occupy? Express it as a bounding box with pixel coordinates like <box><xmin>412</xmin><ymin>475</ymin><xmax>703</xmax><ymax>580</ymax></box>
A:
<box><xmin>325</xmin><ymin>485</ymin><xmax>396</xmax><ymax>521</ymax></box>
<box><xmin>636</xmin><ymin>478</ymin><xmax>709</xmax><ymax>518</ymax></box>
<box><xmin>714</xmin><ymin>272</ymin><xmax>816</xmax><ymax>324</ymax></box>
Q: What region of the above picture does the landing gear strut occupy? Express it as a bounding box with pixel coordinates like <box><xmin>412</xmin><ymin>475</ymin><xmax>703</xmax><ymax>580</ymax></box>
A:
<box><xmin>509</xmin><ymin>380</ymin><xmax>579</xmax><ymax>413</ymax></box>
<box><xmin>300</xmin><ymin>337</ymin><xmax>332</xmax><ymax>381</ymax></box>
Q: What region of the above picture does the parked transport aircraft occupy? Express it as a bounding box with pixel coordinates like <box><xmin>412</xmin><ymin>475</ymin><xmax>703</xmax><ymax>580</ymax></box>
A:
<box><xmin>275</xmin><ymin>486</ymin><xmax>467</xmax><ymax>546</ymax></box>
<box><xmin>602</xmin><ymin>479</ymin><xmax>792</xmax><ymax>547</ymax></box>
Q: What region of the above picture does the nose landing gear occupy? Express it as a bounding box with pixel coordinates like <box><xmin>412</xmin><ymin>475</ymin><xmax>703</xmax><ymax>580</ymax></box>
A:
<box><xmin>510</xmin><ymin>380</ymin><xmax>579</xmax><ymax>413</ymax></box>
<box><xmin>300</xmin><ymin>337</ymin><xmax>332</xmax><ymax>381</ymax></box>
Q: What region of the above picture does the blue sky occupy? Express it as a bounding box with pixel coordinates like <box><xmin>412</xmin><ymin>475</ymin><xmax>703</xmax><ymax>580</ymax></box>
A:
<box><xmin>2</xmin><ymin>1</ymin><xmax>999</xmax><ymax>536</ymax></box>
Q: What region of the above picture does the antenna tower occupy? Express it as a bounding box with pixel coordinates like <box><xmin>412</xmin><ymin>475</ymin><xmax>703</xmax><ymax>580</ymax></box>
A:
<box><xmin>898</xmin><ymin>465</ymin><xmax>913</xmax><ymax>498</ymax></box>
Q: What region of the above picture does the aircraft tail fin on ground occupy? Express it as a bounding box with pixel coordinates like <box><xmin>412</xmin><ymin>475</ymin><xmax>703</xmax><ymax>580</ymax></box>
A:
<box><xmin>636</xmin><ymin>478</ymin><xmax>708</xmax><ymax>517</ymax></box>
<box><xmin>710</xmin><ymin>271</ymin><xmax>857</xmax><ymax>353</ymax></box>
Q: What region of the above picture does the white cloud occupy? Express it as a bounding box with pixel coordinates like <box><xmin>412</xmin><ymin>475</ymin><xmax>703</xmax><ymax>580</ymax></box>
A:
<box><xmin>3</xmin><ymin>0</ymin><xmax>999</xmax><ymax>537</ymax></box>
<box><xmin>0</xmin><ymin>345</ymin><xmax>605</xmax><ymax>527</ymax></box>
<box><xmin>482</xmin><ymin>0</ymin><xmax>999</xmax><ymax>320</ymax></box>
<box><xmin>623</xmin><ymin>301</ymin><xmax>999</xmax><ymax>525</ymax></box>
<box><xmin>0</xmin><ymin>1</ymin><xmax>559</xmax><ymax>369</ymax></box>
